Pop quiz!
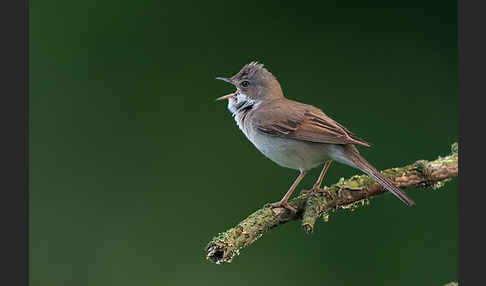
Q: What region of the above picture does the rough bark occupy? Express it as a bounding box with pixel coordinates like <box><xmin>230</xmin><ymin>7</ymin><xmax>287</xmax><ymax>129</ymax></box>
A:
<box><xmin>205</xmin><ymin>143</ymin><xmax>458</xmax><ymax>264</ymax></box>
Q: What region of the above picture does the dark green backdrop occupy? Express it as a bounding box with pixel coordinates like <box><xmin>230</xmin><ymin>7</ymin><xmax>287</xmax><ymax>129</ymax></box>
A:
<box><xmin>30</xmin><ymin>1</ymin><xmax>457</xmax><ymax>285</ymax></box>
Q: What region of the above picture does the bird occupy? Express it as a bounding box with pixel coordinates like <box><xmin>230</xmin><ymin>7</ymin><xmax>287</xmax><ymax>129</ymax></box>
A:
<box><xmin>215</xmin><ymin>62</ymin><xmax>415</xmax><ymax>213</ymax></box>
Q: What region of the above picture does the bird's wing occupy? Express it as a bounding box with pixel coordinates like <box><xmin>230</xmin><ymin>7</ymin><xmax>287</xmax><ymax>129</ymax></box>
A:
<box><xmin>253</xmin><ymin>100</ymin><xmax>371</xmax><ymax>147</ymax></box>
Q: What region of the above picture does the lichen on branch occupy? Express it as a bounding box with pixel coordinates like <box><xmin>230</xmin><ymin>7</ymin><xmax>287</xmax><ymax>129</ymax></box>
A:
<box><xmin>205</xmin><ymin>143</ymin><xmax>458</xmax><ymax>264</ymax></box>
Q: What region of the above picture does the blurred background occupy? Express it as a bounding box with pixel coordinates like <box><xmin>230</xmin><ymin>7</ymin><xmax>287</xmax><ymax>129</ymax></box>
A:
<box><xmin>30</xmin><ymin>0</ymin><xmax>457</xmax><ymax>285</ymax></box>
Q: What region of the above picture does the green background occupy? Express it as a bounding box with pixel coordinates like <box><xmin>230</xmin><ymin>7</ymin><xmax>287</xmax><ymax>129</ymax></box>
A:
<box><xmin>30</xmin><ymin>1</ymin><xmax>457</xmax><ymax>285</ymax></box>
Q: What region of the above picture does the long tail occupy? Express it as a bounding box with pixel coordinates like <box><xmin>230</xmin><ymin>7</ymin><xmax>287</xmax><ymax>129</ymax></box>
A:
<box><xmin>343</xmin><ymin>145</ymin><xmax>415</xmax><ymax>207</ymax></box>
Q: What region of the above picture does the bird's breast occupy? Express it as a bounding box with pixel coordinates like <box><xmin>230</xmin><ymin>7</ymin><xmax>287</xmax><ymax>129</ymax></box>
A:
<box><xmin>236</xmin><ymin>119</ymin><xmax>333</xmax><ymax>171</ymax></box>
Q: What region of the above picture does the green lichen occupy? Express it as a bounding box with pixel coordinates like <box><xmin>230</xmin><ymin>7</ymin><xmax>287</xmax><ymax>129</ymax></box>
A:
<box><xmin>322</xmin><ymin>213</ymin><xmax>330</xmax><ymax>222</ymax></box>
<box><xmin>451</xmin><ymin>142</ymin><xmax>458</xmax><ymax>154</ymax></box>
<box><xmin>206</xmin><ymin>143</ymin><xmax>459</xmax><ymax>264</ymax></box>
<box><xmin>442</xmin><ymin>157</ymin><xmax>458</xmax><ymax>167</ymax></box>
<box><xmin>381</xmin><ymin>167</ymin><xmax>406</xmax><ymax>178</ymax></box>
<box><xmin>207</xmin><ymin>195</ymin><xmax>311</xmax><ymax>263</ymax></box>
<box><xmin>347</xmin><ymin>175</ymin><xmax>375</xmax><ymax>190</ymax></box>
<box><xmin>302</xmin><ymin>192</ymin><xmax>328</xmax><ymax>233</ymax></box>
<box><xmin>435</xmin><ymin>142</ymin><xmax>458</xmax><ymax>168</ymax></box>
<box><xmin>431</xmin><ymin>178</ymin><xmax>452</xmax><ymax>190</ymax></box>
<box><xmin>339</xmin><ymin>198</ymin><xmax>370</xmax><ymax>212</ymax></box>
<box><xmin>413</xmin><ymin>160</ymin><xmax>429</xmax><ymax>174</ymax></box>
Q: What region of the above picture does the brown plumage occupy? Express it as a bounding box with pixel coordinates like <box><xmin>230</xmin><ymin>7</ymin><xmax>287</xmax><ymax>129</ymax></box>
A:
<box><xmin>254</xmin><ymin>99</ymin><xmax>371</xmax><ymax>147</ymax></box>
<box><xmin>216</xmin><ymin>62</ymin><xmax>415</xmax><ymax>212</ymax></box>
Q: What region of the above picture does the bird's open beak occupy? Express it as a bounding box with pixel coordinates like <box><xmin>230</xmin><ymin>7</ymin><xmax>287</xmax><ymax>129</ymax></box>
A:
<box><xmin>215</xmin><ymin>77</ymin><xmax>237</xmax><ymax>101</ymax></box>
<box><xmin>215</xmin><ymin>92</ymin><xmax>236</xmax><ymax>101</ymax></box>
<box><xmin>215</xmin><ymin>77</ymin><xmax>233</xmax><ymax>84</ymax></box>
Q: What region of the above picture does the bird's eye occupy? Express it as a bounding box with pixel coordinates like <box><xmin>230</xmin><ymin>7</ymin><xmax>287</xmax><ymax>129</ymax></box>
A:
<box><xmin>240</xmin><ymin>80</ymin><xmax>250</xmax><ymax>88</ymax></box>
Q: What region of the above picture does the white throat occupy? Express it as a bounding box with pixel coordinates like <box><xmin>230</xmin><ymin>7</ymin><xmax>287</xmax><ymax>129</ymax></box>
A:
<box><xmin>227</xmin><ymin>92</ymin><xmax>258</xmax><ymax>135</ymax></box>
<box><xmin>227</xmin><ymin>92</ymin><xmax>256</xmax><ymax>116</ymax></box>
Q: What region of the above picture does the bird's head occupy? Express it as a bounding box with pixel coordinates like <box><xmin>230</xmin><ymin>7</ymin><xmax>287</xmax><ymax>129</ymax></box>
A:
<box><xmin>215</xmin><ymin>62</ymin><xmax>283</xmax><ymax>113</ymax></box>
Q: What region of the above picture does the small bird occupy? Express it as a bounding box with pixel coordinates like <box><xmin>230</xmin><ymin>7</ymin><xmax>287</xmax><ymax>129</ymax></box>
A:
<box><xmin>215</xmin><ymin>62</ymin><xmax>415</xmax><ymax>213</ymax></box>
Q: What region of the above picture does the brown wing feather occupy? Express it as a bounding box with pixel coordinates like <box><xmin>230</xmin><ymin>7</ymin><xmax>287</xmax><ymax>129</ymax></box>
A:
<box><xmin>254</xmin><ymin>99</ymin><xmax>370</xmax><ymax>147</ymax></box>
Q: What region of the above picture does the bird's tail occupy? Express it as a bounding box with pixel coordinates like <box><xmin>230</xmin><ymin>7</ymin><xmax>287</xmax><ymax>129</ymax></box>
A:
<box><xmin>343</xmin><ymin>145</ymin><xmax>415</xmax><ymax>207</ymax></box>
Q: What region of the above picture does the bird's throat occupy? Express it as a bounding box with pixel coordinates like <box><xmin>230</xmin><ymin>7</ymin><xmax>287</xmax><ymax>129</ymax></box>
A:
<box><xmin>234</xmin><ymin>100</ymin><xmax>254</xmax><ymax>113</ymax></box>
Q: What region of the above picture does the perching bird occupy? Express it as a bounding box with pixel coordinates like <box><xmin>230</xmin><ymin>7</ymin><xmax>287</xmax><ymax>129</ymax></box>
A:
<box><xmin>215</xmin><ymin>62</ymin><xmax>415</xmax><ymax>213</ymax></box>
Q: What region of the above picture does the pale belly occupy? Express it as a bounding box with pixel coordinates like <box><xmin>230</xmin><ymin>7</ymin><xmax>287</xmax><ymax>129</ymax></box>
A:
<box><xmin>232</xmin><ymin>107</ymin><xmax>354</xmax><ymax>171</ymax></box>
<box><xmin>244</xmin><ymin>126</ymin><xmax>341</xmax><ymax>171</ymax></box>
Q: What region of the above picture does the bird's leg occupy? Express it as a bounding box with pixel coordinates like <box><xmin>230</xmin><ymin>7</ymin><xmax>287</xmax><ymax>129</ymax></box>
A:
<box><xmin>265</xmin><ymin>170</ymin><xmax>307</xmax><ymax>214</ymax></box>
<box><xmin>313</xmin><ymin>161</ymin><xmax>332</xmax><ymax>189</ymax></box>
<box><xmin>300</xmin><ymin>161</ymin><xmax>333</xmax><ymax>200</ymax></box>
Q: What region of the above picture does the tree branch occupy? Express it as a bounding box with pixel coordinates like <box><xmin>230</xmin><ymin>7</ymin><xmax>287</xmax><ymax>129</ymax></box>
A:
<box><xmin>205</xmin><ymin>143</ymin><xmax>458</xmax><ymax>264</ymax></box>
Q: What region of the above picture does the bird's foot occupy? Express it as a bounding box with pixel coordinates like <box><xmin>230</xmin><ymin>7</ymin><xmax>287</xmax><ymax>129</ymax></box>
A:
<box><xmin>264</xmin><ymin>201</ymin><xmax>297</xmax><ymax>214</ymax></box>
<box><xmin>300</xmin><ymin>187</ymin><xmax>334</xmax><ymax>201</ymax></box>
<box><xmin>299</xmin><ymin>188</ymin><xmax>314</xmax><ymax>196</ymax></box>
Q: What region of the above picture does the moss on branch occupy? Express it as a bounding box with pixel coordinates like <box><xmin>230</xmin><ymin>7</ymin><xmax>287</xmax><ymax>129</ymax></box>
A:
<box><xmin>205</xmin><ymin>143</ymin><xmax>458</xmax><ymax>264</ymax></box>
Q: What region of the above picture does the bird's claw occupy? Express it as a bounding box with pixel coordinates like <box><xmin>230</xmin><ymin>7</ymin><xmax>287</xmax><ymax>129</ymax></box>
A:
<box><xmin>264</xmin><ymin>201</ymin><xmax>297</xmax><ymax>214</ymax></box>
<box><xmin>299</xmin><ymin>188</ymin><xmax>314</xmax><ymax>196</ymax></box>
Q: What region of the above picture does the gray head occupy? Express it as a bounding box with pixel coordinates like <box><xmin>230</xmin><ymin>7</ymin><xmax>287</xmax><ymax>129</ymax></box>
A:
<box><xmin>215</xmin><ymin>62</ymin><xmax>284</xmax><ymax>113</ymax></box>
